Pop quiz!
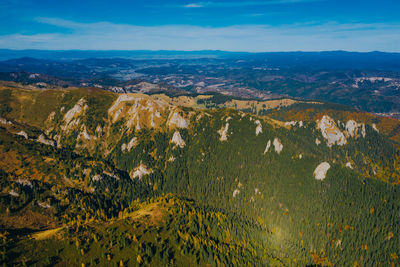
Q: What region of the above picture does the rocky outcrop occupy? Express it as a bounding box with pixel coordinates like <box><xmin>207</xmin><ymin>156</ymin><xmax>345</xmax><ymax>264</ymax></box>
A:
<box><xmin>255</xmin><ymin>120</ymin><xmax>262</xmax><ymax>136</ymax></box>
<box><xmin>345</xmin><ymin>120</ymin><xmax>366</xmax><ymax>138</ymax></box>
<box><xmin>171</xmin><ymin>131</ymin><xmax>186</xmax><ymax>148</ymax></box>
<box><xmin>273</xmin><ymin>138</ymin><xmax>283</xmax><ymax>154</ymax></box>
<box><xmin>64</xmin><ymin>98</ymin><xmax>88</xmax><ymax>125</ymax></box>
<box><xmin>218</xmin><ymin>123</ymin><xmax>230</xmax><ymax>141</ymax></box>
<box><xmin>264</xmin><ymin>140</ymin><xmax>271</xmax><ymax>154</ymax></box>
<box><xmin>37</xmin><ymin>134</ymin><xmax>55</xmax><ymax>147</ymax></box>
<box><xmin>130</xmin><ymin>164</ymin><xmax>153</xmax><ymax>179</ymax></box>
<box><xmin>314</xmin><ymin>162</ymin><xmax>330</xmax><ymax>180</ymax></box>
<box><xmin>317</xmin><ymin>115</ymin><xmax>346</xmax><ymax>147</ymax></box>
<box><xmin>167</xmin><ymin>110</ymin><xmax>189</xmax><ymax>129</ymax></box>
<box><xmin>17</xmin><ymin>131</ymin><xmax>28</xmax><ymax>139</ymax></box>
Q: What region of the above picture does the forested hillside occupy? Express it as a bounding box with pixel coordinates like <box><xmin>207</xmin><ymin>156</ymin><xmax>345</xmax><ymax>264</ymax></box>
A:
<box><xmin>1</xmin><ymin>83</ymin><xmax>400</xmax><ymax>266</ymax></box>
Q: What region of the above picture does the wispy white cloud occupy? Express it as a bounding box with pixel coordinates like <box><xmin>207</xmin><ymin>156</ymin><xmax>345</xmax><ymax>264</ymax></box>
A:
<box><xmin>0</xmin><ymin>18</ymin><xmax>399</xmax><ymax>52</ymax></box>
<box><xmin>184</xmin><ymin>3</ymin><xmax>204</xmax><ymax>8</ymax></box>
<box><xmin>182</xmin><ymin>0</ymin><xmax>320</xmax><ymax>8</ymax></box>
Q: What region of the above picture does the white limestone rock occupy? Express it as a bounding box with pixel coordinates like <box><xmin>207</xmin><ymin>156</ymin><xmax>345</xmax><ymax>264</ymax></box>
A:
<box><xmin>345</xmin><ymin>120</ymin><xmax>358</xmax><ymax>137</ymax></box>
<box><xmin>345</xmin><ymin>120</ymin><xmax>366</xmax><ymax>138</ymax></box>
<box><xmin>92</xmin><ymin>174</ymin><xmax>103</xmax><ymax>182</ymax></box>
<box><xmin>17</xmin><ymin>131</ymin><xmax>28</xmax><ymax>139</ymax></box>
<box><xmin>168</xmin><ymin>110</ymin><xmax>189</xmax><ymax>128</ymax></box>
<box><xmin>317</xmin><ymin>115</ymin><xmax>347</xmax><ymax>147</ymax></box>
<box><xmin>171</xmin><ymin>131</ymin><xmax>186</xmax><ymax>148</ymax></box>
<box><xmin>264</xmin><ymin>140</ymin><xmax>271</xmax><ymax>154</ymax></box>
<box><xmin>218</xmin><ymin>123</ymin><xmax>230</xmax><ymax>141</ymax></box>
<box><xmin>346</xmin><ymin>162</ymin><xmax>353</xmax><ymax>169</ymax></box>
<box><xmin>372</xmin><ymin>123</ymin><xmax>379</xmax><ymax>133</ymax></box>
<box><xmin>284</xmin><ymin>121</ymin><xmax>297</xmax><ymax>127</ymax></box>
<box><xmin>108</xmin><ymin>94</ymin><xmax>136</xmax><ymax>114</ymax></box>
<box><xmin>273</xmin><ymin>137</ymin><xmax>283</xmax><ymax>154</ymax></box>
<box><xmin>9</xmin><ymin>190</ymin><xmax>19</xmax><ymax>197</ymax></box>
<box><xmin>131</xmin><ymin>164</ymin><xmax>153</xmax><ymax>179</ymax></box>
<box><xmin>17</xmin><ymin>178</ymin><xmax>33</xmax><ymax>188</ymax></box>
<box><xmin>125</xmin><ymin>137</ymin><xmax>138</xmax><ymax>152</ymax></box>
<box><xmin>121</xmin><ymin>143</ymin><xmax>127</xmax><ymax>152</ymax></box>
<box><xmin>314</xmin><ymin>162</ymin><xmax>331</xmax><ymax>180</ymax></box>
<box><xmin>64</xmin><ymin>98</ymin><xmax>87</xmax><ymax>125</ymax></box>
<box><xmin>79</xmin><ymin>128</ymin><xmax>91</xmax><ymax>140</ymax></box>
<box><xmin>0</xmin><ymin>117</ymin><xmax>12</xmax><ymax>125</ymax></box>
<box><xmin>37</xmin><ymin>201</ymin><xmax>51</xmax><ymax>209</ymax></box>
<box><xmin>255</xmin><ymin>120</ymin><xmax>262</xmax><ymax>136</ymax></box>
<box><xmin>46</xmin><ymin>111</ymin><xmax>56</xmax><ymax>123</ymax></box>
<box><xmin>37</xmin><ymin>134</ymin><xmax>55</xmax><ymax>147</ymax></box>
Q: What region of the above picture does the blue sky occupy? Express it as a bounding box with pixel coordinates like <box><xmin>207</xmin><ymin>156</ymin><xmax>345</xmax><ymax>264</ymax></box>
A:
<box><xmin>0</xmin><ymin>0</ymin><xmax>399</xmax><ymax>51</ymax></box>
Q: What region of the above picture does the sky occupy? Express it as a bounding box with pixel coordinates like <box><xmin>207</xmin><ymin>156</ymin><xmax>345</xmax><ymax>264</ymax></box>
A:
<box><xmin>0</xmin><ymin>0</ymin><xmax>399</xmax><ymax>52</ymax></box>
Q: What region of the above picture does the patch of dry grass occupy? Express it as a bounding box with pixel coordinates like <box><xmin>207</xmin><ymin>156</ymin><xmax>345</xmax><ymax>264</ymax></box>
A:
<box><xmin>31</xmin><ymin>227</ymin><xmax>63</xmax><ymax>240</ymax></box>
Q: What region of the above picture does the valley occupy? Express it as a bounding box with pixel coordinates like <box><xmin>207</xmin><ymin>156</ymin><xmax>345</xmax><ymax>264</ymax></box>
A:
<box><xmin>1</xmin><ymin>51</ymin><xmax>400</xmax><ymax>116</ymax></box>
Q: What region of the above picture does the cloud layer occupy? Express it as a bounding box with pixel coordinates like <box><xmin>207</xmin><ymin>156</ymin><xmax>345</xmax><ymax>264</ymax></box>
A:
<box><xmin>1</xmin><ymin>18</ymin><xmax>399</xmax><ymax>52</ymax></box>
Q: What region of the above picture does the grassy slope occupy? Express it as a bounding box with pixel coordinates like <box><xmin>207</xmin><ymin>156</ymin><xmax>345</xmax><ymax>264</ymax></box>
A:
<box><xmin>0</xmin><ymin>82</ymin><xmax>116</xmax><ymax>131</ymax></box>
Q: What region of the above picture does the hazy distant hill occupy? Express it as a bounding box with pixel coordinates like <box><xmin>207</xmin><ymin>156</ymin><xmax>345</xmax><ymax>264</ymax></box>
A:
<box><xmin>1</xmin><ymin>50</ymin><xmax>400</xmax><ymax>70</ymax></box>
<box><xmin>0</xmin><ymin>49</ymin><xmax>400</xmax><ymax>70</ymax></box>
<box><xmin>0</xmin><ymin>49</ymin><xmax>237</xmax><ymax>60</ymax></box>
<box><xmin>1</xmin><ymin>52</ymin><xmax>400</xmax><ymax>116</ymax></box>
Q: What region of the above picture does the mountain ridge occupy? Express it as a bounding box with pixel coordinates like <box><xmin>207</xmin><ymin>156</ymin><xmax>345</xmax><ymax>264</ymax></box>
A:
<box><xmin>1</xmin><ymin>82</ymin><xmax>400</xmax><ymax>266</ymax></box>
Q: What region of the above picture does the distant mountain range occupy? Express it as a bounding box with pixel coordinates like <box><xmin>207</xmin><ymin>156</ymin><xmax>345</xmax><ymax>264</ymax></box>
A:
<box><xmin>0</xmin><ymin>49</ymin><xmax>237</xmax><ymax>60</ymax></box>
<box><xmin>1</xmin><ymin>49</ymin><xmax>400</xmax><ymax>70</ymax></box>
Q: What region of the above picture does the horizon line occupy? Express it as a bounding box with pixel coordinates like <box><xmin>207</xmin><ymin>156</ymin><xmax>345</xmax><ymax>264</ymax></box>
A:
<box><xmin>1</xmin><ymin>48</ymin><xmax>399</xmax><ymax>54</ymax></box>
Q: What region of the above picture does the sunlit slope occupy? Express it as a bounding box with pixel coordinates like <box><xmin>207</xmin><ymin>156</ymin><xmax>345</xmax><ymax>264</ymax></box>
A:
<box><xmin>6</xmin><ymin>195</ymin><xmax>283</xmax><ymax>266</ymax></box>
